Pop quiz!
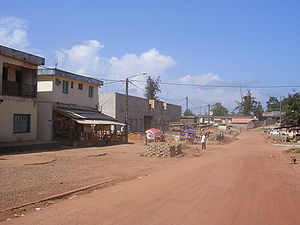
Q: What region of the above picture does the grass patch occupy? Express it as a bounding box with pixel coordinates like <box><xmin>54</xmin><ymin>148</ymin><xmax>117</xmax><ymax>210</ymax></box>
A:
<box><xmin>286</xmin><ymin>148</ymin><xmax>300</xmax><ymax>154</ymax></box>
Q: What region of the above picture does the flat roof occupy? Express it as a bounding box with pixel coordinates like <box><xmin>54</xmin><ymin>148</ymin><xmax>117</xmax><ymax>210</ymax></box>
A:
<box><xmin>38</xmin><ymin>68</ymin><xmax>103</xmax><ymax>86</ymax></box>
<box><xmin>0</xmin><ymin>45</ymin><xmax>45</xmax><ymax>65</ymax></box>
<box><xmin>99</xmin><ymin>92</ymin><xmax>181</xmax><ymax>108</ymax></box>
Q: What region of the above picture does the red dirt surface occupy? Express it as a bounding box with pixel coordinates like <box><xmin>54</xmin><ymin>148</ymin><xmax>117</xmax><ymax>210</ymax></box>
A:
<box><xmin>3</xmin><ymin>130</ymin><xmax>300</xmax><ymax>225</ymax></box>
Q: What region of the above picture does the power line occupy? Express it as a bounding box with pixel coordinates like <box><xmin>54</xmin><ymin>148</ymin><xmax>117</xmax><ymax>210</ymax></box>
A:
<box><xmin>102</xmin><ymin>80</ymin><xmax>123</xmax><ymax>86</ymax></box>
<box><xmin>99</xmin><ymin>82</ymin><xmax>124</xmax><ymax>108</ymax></box>
<box><xmin>131</xmin><ymin>80</ymin><xmax>300</xmax><ymax>89</ymax></box>
<box><xmin>158</xmin><ymin>97</ymin><xmax>186</xmax><ymax>101</ymax></box>
<box><xmin>129</xmin><ymin>81</ymin><xmax>145</xmax><ymax>92</ymax></box>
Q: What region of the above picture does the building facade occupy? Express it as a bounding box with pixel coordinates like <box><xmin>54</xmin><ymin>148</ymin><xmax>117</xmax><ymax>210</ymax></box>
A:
<box><xmin>37</xmin><ymin>68</ymin><xmax>120</xmax><ymax>145</ymax></box>
<box><xmin>0</xmin><ymin>45</ymin><xmax>45</xmax><ymax>142</ymax></box>
<box><xmin>99</xmin><ymin>93</ymin><xmax>181</xmax><ymax>132</ymax></box>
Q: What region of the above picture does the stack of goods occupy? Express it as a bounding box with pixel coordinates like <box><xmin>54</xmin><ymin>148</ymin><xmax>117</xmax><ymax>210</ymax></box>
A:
<box><xmin>141</xmin><ymin>143</ymin><xmax>182</xmax><ymax>157</ymax></box>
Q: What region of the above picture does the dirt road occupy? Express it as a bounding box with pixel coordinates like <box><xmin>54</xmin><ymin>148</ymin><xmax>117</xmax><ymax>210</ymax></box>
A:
<box><xmin>4</xmin><ymin>131</ymin><xmax>300</xmax><ymax>225</ymax></box>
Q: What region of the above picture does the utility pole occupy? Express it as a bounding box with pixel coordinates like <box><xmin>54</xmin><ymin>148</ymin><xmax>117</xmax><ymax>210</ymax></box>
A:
<box><xmin>186</xmin><ymin>96</ymin><xmax>189</xmax><ymax>112</ymax></box>
<box><xmin>208</xmin><ymin>104</ymin><xmax>211</xmax><ymax>124</ymax></box>
<box><xmin>124</xmin><ymin>72</ymin><xmax>147</xmax><ymax>144</ymax></box>
<box><xmin>239</xmin><ymin>85</ymin><xmax>243</xmax><ymax>101</ymax></box>
<box><xmin>279</xmin><ymin>96</ymin><xmax>282</xmax><ymax>125</ymax></box>
<box><xmin>125</xmin><ymin>78</ymin><xmax>129</xmax><ymax>143</ymax></box>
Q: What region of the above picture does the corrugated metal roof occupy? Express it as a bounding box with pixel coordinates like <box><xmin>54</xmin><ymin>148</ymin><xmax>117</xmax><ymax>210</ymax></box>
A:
<box><xmin>55</xmin><ymin>108</ymin><xmax>117</xmax><ymax>122</ymax></box>
<box><xmin>232</xmin><ymin>118</ymin><xmax>254</xmax><ymax>124</ymax></box>
<box><xmin>75</xmin><ymin>120</ymin><xmax>125</xmax><ymax>126</ymax></box>
<box><xmin>38</xmin><ymin>68</ymin><xmax>103</xmax><ymax>86</ymax></box>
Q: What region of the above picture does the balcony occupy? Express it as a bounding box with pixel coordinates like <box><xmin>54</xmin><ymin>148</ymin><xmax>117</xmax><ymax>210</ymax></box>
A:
<box><xmin>2</xmin><ymin>80</ymin><xmax>36</xmax><ymax>98</ymax></box>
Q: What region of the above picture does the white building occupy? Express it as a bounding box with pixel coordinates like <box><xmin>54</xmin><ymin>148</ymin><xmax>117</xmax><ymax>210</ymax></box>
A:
<box><xmin>0</xmin><ymin>45</ymin><xmax>45</xmax><ymax>142</ymax></box>
<box><xmin>99</xmin><ymin>93</ymin><xmax>181</xmax><ymax>132</ymax></box>
<box><xmin>37</xmin><ymin>68</ymin><xmax>121</xmax><ymax>145</ymax></box>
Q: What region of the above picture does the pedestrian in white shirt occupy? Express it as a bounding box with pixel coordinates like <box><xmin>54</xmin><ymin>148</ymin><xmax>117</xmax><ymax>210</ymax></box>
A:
<box><xmin>201</xmin><ymin>134</ymin><xmax>206</xmax><ymax>149</ymax></box>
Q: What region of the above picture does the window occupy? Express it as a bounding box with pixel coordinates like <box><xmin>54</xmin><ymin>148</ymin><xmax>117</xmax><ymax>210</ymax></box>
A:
<box><xmin>88</xmin><ymin>86</ymin><xmax>93</xmax><ymax>97</ymax></box>
<box><xmin>78</xmin><ymin>83</ymin><xmax>83</xmax><ymax>90</ymax></box>
<box><xmin>2</xmin><ymin>67</ymin><xmax>8</xmax><ymax>80</ymax></box>
<box><xmin>62</xmin><ymin>80</ymin><xmax>69</xmax><ymax>94</ymax></box>
<box><xmin>13</xmin><ymin>114</ymin><xmax>30</xmax><ymax>133</ymax></box>
<box><xmin>71</xmin><ymin>82</ymin><xmax>74</xmax><ymax>88</ymax></box>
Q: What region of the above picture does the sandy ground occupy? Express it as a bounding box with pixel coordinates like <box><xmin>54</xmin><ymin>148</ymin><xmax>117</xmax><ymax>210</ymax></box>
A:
<box><xmin>1</xmin><ymin>130</ymin><xmax>300</xmax><ymax>225</ymax></box>
<box><xmin>0</xmin><ymin>139</ymin><xmax>206</xmax><ymax>216</ymax></box>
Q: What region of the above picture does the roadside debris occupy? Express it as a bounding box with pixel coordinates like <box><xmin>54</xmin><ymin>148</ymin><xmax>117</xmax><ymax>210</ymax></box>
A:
<box><xmin>141</xmin><ymin>143</ymin><xmax>183</xmax><ymax>157</ymax></box>
<box><xmin>290</xmin><ymin>155</ymin><xmax>297</xmax><ymax>164</ymax></box>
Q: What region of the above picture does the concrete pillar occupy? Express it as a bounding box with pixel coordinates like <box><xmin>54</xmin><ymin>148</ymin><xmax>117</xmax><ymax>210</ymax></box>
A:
<box><xmin>0</xmin><ymin>60</ymin><xmax>3</xmax><ymax>95</ymax></box>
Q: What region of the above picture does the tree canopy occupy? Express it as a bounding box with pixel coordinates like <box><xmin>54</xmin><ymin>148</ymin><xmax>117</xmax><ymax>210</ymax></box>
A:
<box><xmin>211</xmin><ymin>102</ymin><xmax>228</xmax><ymax>116</ymax></box>
<box><xmin>235</xmin><ymin>90</ymin><xmax>264</xmax><ymax>117</ymax></box>
<box><xmin>266</xmin><ymin>96</ymin><xmax>280</xmax><ymax>112</ymax></box>
<box><xmin>144</xmin><ymin>76</ymin><xmax>161</xmax><ymax>100</ymax></box>
<box><xmin>283</xmin><ymin>92</ymin><xmax>300</xmax><ymax>126</ymax></box>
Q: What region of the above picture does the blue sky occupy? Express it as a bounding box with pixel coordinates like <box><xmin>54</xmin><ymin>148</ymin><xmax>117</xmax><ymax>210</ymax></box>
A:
<box><xmin>1</xmin><ymin>0</ymin><xmax>300</xmax><ymax>113</ymax></box>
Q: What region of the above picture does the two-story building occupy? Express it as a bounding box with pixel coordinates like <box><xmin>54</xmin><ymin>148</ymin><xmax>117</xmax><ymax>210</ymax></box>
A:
<box><xmin>37</xmin><ymin>68</ymin><xmax>124</xmax><ymax>146</ymax></box>
<box><xmin>0</xmin><ymin>45</ymin><xmax>45</xmax><ymax>142</ymax></box>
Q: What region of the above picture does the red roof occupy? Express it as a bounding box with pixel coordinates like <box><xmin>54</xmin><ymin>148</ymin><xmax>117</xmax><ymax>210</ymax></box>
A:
<box><xmin>232</xmin><ymin>118</ymin><xmax>253</xmax><ymax>124</ymax></box>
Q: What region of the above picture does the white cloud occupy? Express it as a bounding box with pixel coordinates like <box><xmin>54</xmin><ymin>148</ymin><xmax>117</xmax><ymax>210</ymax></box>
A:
<box><xmin>56</xmin><ymin>40</ymin><xmax>107</xmax><ymax>75</ymax></box>
<box><xmin>179</xmin><ymin>73</ymin><xmax>221</xmax><ymax>85</ymax></box>
<box><xmin>56</xmin><ymin>40</ymin><xmax>175</xmax><ymax>80</ymax></box>
<box><xmin>0</xmin><ymin>16</ymin><xmax>29</xmax><ymax>50</ymax></box>
<box><xmin>108</xmin><ymin>49</ymin><xmax>175</xmax><ymax>78</ymax></box>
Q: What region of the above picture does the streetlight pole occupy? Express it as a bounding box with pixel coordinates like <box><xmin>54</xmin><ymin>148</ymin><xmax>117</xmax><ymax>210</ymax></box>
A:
<box><xmin>124</xmin><ymin>72</ymin><xmax>147</xmax><ymax>144</ymax></box>
<box><xmin>125</xmin><ymin>78</ymin><xmax>129</xmax><ymax>143</ymax></box>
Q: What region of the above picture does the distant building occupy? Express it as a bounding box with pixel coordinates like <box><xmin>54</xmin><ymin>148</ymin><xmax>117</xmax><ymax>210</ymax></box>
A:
<box><xmin>212</xmin><ymin>116</ymin><xmax>256</xmax><ymax>130</ymax></box>
<box><xmin>231</xmin><ymin>118</ymin><xmax>255</xmax><ymax>130</ymax></box>
<box><xmin>0</xmin><ymin>45</ymin><xmax>45</xmax><ymax>142</ymax></box>
<box><xmin>99</xmin><ymin>93</ymin><xmax>181</xmax><ymax>132</ymax></box>
<box><xmin>37</xmin><ymin>68</ymin><xmax>122</xmax><ymax>145</ymax></box>
<box><xmin>262</xmin><ymin>111</ymin><xmax>285</xmax><ymax>125</ymax></box>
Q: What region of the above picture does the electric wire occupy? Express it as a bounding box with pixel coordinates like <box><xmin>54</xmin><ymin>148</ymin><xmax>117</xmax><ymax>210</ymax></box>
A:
<box><xmin>131</xmin><ymin>80</ymin><xmax>300</xmax><ymax>89</ymax></box>
<box><xmin>99</xmin><ymin>82</ymin><xmax>124</xmax><ymax>108</ymax></box>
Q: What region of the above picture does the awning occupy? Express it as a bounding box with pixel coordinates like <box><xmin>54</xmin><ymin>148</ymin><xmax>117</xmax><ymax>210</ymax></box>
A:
<box><xmin>183</xmin><ymin>129</ymin><xmax>196</xmax><ymax>134</ymax></box>
<box><xmin>75</xmin><ymin>120</ymin><xmax>125</xmax><ymax>126</ymax></box>
<box><xmin>55</xmin><ymin>107</ymin><xmax>117</xmax><ymax>121</ymax></box>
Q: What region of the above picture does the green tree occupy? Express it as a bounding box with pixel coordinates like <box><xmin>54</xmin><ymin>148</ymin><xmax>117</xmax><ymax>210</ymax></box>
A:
<box><xmin>144</xmin><ymin>76</ymin><xmax>161</xmax><ymax>100</ymax></box>
<box><xmin>211</xmin><ymin>102</ymin><xmax>228</xmax><ymax>116</ymax></box>
<box><xmin>283</xmin><ymin>92</ymin><xmax>300</xmax><ymax>126</ymax></box>
<box><xmin>235</xmin><ymin>90</ymin><xmax>264</xmax><ymax>117</ymax></box>
<box><xmin>183</xmin><ymin>109</ymin><xmax>195</xmax><ymax>116</ymax></box>
<box><xmin>266</xmin><ymin>96</ymin><xmax>280</xmax><ymax>112</ymax></box>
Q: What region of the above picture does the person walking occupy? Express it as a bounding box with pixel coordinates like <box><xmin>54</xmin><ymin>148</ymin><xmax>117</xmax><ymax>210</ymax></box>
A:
<box><xmin>201</xmin><ymin>133</ymin><xmax>206</xmax><ymax>149</ymax></box>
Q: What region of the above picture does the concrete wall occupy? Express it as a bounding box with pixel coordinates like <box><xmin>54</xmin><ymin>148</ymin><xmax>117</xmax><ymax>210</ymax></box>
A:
<box><xmin>0</xmin><ymin>95</ymin><xmax>37</xmax><ymax>141</ymax></box>
<box><xmin>37</xmin><ymin>75</ymin><xmax>99</xmax><ymax>109</ymax></box>
<box><xmin>99</xmin><ymin>93</ymin><xmax>181</xmax><ymax>132</ymax></box>
<box><xmin>0</xmin><ymin>60</ymin><xmax>2</xmax><ymax>94</ymax></box>
<box><xmin>98</xmin><ymin>93</ymin><xmax>117</xmax><ymax>118</ymax></box>
<box><xmin>231</xmin><ymin>121</ymin><xmax>255</xmax><ymax>130</ymax></box>
<box><xmin>37</xmin><ymin>102</ymin><xmax>53</xmax><ymax>141</ymax></box>
<box><xmin>0</xmin><ymin>54</ymin><xmax>39</xmax><ymax>142</ymax></box>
